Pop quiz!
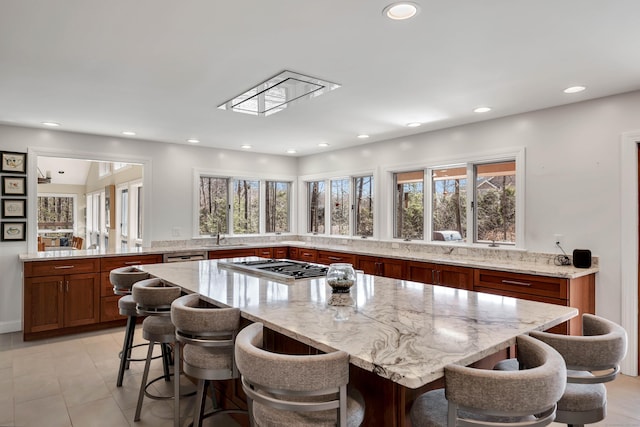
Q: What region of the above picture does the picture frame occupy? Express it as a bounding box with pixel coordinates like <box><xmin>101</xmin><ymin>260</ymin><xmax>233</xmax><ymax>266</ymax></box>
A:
<box><xmin>2</xmin><ymin>199</ymin><xmax>26</xmax><ymax>218</ymax></box>
<box><xmin>1</xmin><ymin>151</ymin><xmax>27</xmax><ymax>174</ymax></box>
<box><xmin>2</xmin><ymin>176</ymin><xmax>26</xmax><ymax>196</ymax></box>
<box><xmin>1</xmin><ymin>222</ymin><xmax>26</xmax><ymax>241</ymax></box>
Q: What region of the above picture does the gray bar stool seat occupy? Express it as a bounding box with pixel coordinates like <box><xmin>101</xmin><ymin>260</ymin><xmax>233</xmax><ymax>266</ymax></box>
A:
<box><xmin>494</xmin><ymin>314</ymin><xmax>628</xmax><ymax>427</ymax></box>
<box><xmin>171</xmin><ymin>293</ymin><xmax>245</xmax><ymax>427</ymax></box>
<box><xmin>132</xmin><ymin>277</ymin><xmax>182</xmax><ymax>422</ymax></box>
<box><xmin>235</xmin><ymin>322</ymin><xmax>365</xmax><ymax>427</ymax></box>
<box><xmin>410</xmin><ymin>334</ymin><xmax>566</xmax><ymax>427</ymax></box>
<box><xmin>109</xmin><ymin>266</ymin><xmax>150</xmax><ymax>387</ymax></box>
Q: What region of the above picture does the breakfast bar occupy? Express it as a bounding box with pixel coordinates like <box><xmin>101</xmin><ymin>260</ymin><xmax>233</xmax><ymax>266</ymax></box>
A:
<box><xmin>139</xmin><ymin>257</ymin><xmax>578</xmax><ymax>426</ymax></box>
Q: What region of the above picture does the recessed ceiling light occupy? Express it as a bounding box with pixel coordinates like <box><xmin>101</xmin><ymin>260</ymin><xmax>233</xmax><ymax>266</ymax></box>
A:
<box><xmin>187</xmin><ymin>138</ymin><xmax>200</xmax><ymax>144</ymax></box>
<box><xmin>318</xmin><ymin>143</ymin><xmax>330</xmax><ymax>147</ymax></box>
<box><xmin>357</xmin><ymin>134</ymin><xmax>370</xmax><ymax>139</ymax></box>
<box><xmin>563</xmin><ymin>86</ymin><xmax>586</xmax><ymax>94</ymax></box>
<box><xmin>473</xmin><ymin>107</ymin><xmax>492</xmax><ymax>113</ymax></box>
<box><xmin>406</xmin><ymin>122</ymin><xmax>422</xmax><ymax>128</ymax></box>
<box><xmin>241</xmin><ymin>144</ymin><xmax>252</xmax><ymax>149</ymax></box>
<box><xmin>41</xmin><ymin>121</ymin><xmax>60</xmax><ymax>127</ymax></box>
<box><xmin>383</xmin><ymin>2</ymin><xmax>420</xmax><ymax>20</ymax></box>
<box><xmin>122</xmin><ymin>131</ymin><xmax>136</xmax><ymax>136</ymax></box>
<box><xmin>286</xmin><ymin>149</ymin><xmax>297</xmax><ymax>154</ymax></box>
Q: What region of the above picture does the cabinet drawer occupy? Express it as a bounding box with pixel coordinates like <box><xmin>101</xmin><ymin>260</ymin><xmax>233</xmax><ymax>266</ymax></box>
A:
<box><xmin>100</xmin><ymin>255</ymin><xmax>162</xmax><ymax>272</ymax></box>
<box><xmin>24</xmin><ymin>258</ymin><xmax>100</xmax><ymax>277</ymax></box>
<box><xmin>208</xmin><ymin>248</ymin><xmax>256</xmax><ymax>259</ymax></box>
<box><xmin>316</xmin><ymin>250</ymin><xmax>356</xmax><ymax>266</ymax></box>
<box><xmin>297</xmin><ymin>248</ymin><xmax>317</xmax><ymax>262</ymax></box>
<box><xmin>272</xmin><ymin>247</ymin><xmax>288</xmax><ymax>259</ymax></box>
<box><xmin>255</xmin><ymin>247</ymin><xmax>273</xmax><ymax>258</ymax></box>
<box><xmin>474</xmin><ymin>269</ymin><xmax>568</xmax><ymax>300</ymax></box>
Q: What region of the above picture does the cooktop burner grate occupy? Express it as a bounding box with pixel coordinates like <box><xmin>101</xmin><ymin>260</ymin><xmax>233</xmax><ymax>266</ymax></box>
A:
<box><xmin>218</xmin><ymin>259</ymin><xmax>328</xmax><ymax>282</ymax></box>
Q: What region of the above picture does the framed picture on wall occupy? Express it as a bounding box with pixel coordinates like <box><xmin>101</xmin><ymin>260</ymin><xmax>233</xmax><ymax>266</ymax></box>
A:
<box><xmin>1</xmin><ymin>151</ymin><xmax>27</xmax><ymax>174</ymax></box>
<box><xmin>1</xmin><ymin>222</ymin><xmax>26</xmax><ymax>241</ymax></box>
<box><xmin>2</xmin><ymin>176</ymin><xmax>26</xmax><ymax>196</ymax></box>
<box><xmin>2</xmin><ymin>199</ymin><xmax>26</xmax><ymax>218</ymax></box>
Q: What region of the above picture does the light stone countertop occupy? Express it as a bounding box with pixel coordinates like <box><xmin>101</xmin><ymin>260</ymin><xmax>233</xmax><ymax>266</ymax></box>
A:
<box><xmin>19</xmin><ymin>240</ymin><xmax>598</xmax><ymax>279</ymax></box>
<box><xmin>138</xmin><ymin>258</ymin><xmax>578</xmax><ymax>389</ymax></box>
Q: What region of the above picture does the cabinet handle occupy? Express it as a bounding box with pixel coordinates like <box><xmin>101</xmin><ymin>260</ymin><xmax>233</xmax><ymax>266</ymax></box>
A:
<box><xmin>65</xmin><ymin>281</ymin><xmax>69</xmax><ymax>292</ymax></box>
<box><xmin>54</xmin><ymin>265</ymin><xmax>75</xmax><ymax>270</ymax></box>
<box><xmin>436</xmin><ymin>270</ymin><xmax>441</xmax><ymax>285</ymax></box>
<box><xmin>328</xmin><ymin>256</ymin><xmax>341</xmax><ymax>261</ymax></box>
<box><xmin>59</xmin><ymin>281</ymin><xmax>63</xmax><ymax>292</ymax></box>
<box><xmin>124</xmin><ymin>261</ymin><xmax>141</xmax><ymax>265</ymax></box>
<box><xmin>431</xmin><ymin>270</ymin><xmax>435</xmax><ymax>284</ymax></box>
<box><xmin>502</xmin><ymin>280</ymin><xmax>532</xmax><ymax>287</ymax></box>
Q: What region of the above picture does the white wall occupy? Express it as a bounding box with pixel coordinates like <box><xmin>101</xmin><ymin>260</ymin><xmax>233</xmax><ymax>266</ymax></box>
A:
<box><xmin>299</xmin><ymin>90</ymin><xmax>640</xmax><ymax>329</ymax></box>
<box><xmin>0</xmin><ymin>125</ymin><xmax>297</xmax><ymax>333</ymax></box>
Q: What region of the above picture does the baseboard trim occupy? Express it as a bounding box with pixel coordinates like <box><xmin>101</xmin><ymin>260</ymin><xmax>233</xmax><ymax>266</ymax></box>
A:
<box><xmin>0</xmin><ymin>320</ymin><xmax>22</xmax><ymax>334</ymax></box>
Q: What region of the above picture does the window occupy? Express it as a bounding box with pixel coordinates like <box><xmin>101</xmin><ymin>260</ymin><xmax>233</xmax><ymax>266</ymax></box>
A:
<box><xmin>233</xmin><ymin>179</ymin><xmax>260</xmax><ymax>234</ymax></box>
<box><xmin>354</xmin><ymin>175</ymin><xmax>373</xmax><ymax>237</ymax></box>
<box><xmin>119</xmin><ymin>187</ymin><xmax>129</xmax><ymax>249</ymax></box>
<box><xmin>37</xmin><ymin>195</ymin><xmax>75</xmax><ymax>231</ymax></box>
<box><xmin>265</xmin><ymin>181</ymin><xmax>291</xmax><ymax>233</ymax></box>
<box><xmin>330</xmin><ymin>178</ymin><xmax>350</xmax><ymax>235</ymax></box>
<box><xmin>308</xmin><ymin>180</ymin><xmax>325</xmax><ymax>234</ymax></box>
<box><xmin>474</xmin><ymin>161</ymin><xmax>516</xmax><ymax>244</ymax></box>
<box><xmin>394</xmin><ymin>171</ymin><xmax>424</xmax><ymax>240</ymax></box>
<box><xmin>199</xmin><ymin>176</ymin><xmax>229</xmax><ymax>235</ymax></box>
<box><xmin>432</xmin><ymin>166</ymin><xmax>467</xmax><ymax>241</ymax></box>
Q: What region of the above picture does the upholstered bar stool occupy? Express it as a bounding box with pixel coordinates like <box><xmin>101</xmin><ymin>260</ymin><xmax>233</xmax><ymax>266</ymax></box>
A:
<box><xmin>410</xmin><ymin>334</ymin><xmax>566</xmax><ymax>427</ymax></box>
<box><xmin>132</xmin><ymin>277</ymin><xmax>182</xmax><ymax>422</ymax></box>
<box><xmin>495</xmin><ymin>314</ymin><xmax>628</xmax><ymax>427</ymax></box>
<box><xmin>171</xmin><ymin>293</ymin><xmax>244</xmax><ymax>427</ymax></box>
<box><xmin>235</xmin><ymin>322</ymin><xmax>365</xmax><ymax>427</ymax></box>
<box><xmin>109</xmin><ymin>266</ymin><xmax>151</xmax><ymax>387</ymax></box>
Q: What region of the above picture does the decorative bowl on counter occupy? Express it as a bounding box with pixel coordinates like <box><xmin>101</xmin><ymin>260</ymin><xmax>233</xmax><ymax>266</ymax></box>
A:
<box><xmin>326</xmin><ymin>263</ymin><xmax>356</xmax><ymax>293</ymax></box>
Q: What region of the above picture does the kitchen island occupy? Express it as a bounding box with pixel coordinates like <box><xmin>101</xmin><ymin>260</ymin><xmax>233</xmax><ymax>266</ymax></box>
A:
<box><xmin>139</xmin><ymin>258</ymin><xmax>578</xmax><ymax>426</ymax></box>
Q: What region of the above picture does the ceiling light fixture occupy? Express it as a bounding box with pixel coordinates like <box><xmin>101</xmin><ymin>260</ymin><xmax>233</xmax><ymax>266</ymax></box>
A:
<box><xmin>357</xmin><ymin>134</ymin><xmax>370</xmax><ymax>139</ymax></box>
<box><xmin>406</xmin><ymin>122</ymin><xmax>422</xmax><ymax>127</ymax></box>
<box><xmin>122</xmin><ymin>131</ymin><xmax>136</xmax><ymax>136</ymax></box>
<box><xmin>318</xmin><ymin>143</ymin><xmax>330</xmax><ymax>147</ymax></box>
<box><xmin>41</xmin><ymin>121</ymin><xmax>60</xmax><ymax>127</ymax></box>
<box><xmin>187</xmin><ymin>138</ymin><xmax>200</xmax><ymax>144</ymax></box>
<box><xmin>473</xmin><ymin>107</ymin><xmax>492</xmax><ymax>113</ymax></box>
<box><xmin>286</xmin><ymin>149</ymin><xmax>297</xmax><ymax>154</ymax></box>
<box><xmin>383</xmin><ymin>2</ymin><xmax>420</xmax><ymax>20</ymax></box>
<box><xmin>241</xmin><ymin>144</ymin><xmax>252</xmax><ymax>149</ymax></box>
<box><xmin>563</xmin><ymin>86</ymin><xmax>586</xmax><ymax>94</ymax></box>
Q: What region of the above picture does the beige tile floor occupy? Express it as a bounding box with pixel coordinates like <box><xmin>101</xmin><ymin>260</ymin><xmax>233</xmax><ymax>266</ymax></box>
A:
<box><xmin>1</xmin><ymin>327</ymin><xmax>639</xmax><ymax>426</ymax></box>
<box><xmin>0</xmin><ymin>327</ymin><xmax>242</xmax><ymax>427</ymax></box>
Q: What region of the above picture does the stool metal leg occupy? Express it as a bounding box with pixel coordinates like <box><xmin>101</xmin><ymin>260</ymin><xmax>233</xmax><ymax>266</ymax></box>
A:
<box><xmin>134</xmin><ymin>340</ymin><xmax>155</xmax><ymax>422</ymax></box>
<box><xmin>161</xmin><ymin>343</ymin><xmax>172</xmax><ymax>382</ymax></box>
<box><xmin>174</xmin><ymin>340</ymin><xmax>181</xmax><ymax>427</ymax></box>
<box><xmin>193</xmin><ymin>379</ymin><xmax>206</xmax><ymax>427</ymax></box>
<box><xmin>117</xmin><ymin>315</ymin><xmax>137</xmax><ymax>387</ymax></box>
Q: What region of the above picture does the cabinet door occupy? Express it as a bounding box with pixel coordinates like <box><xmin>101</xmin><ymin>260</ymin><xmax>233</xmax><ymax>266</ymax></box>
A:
<box><xmin>381</xmin><ymin>257</ymin><xmax>405</xmax><ymax>279</ymax></box>
<box><xmin>406</xmin><ymin>261</ymin><xmax>437</xmax><ymax>284</ymax></box>
<box><xmin>317</xmin><ymin>250</ymin><xmax>357</xmax><ymax>266</ymax></box>
<box><xmin>64</xmin><ymin>273</ymin><xmax>101</xmax><ymax>327</ymax></box>
<box><xmin>272</xmin><ymin>247</ymin><xmax>289</xmax><ymax>259</ymax></box>
<box><xmin>24</xmin><ymin>276</ymin><xmax>64</xmax><ymax>333</ymax></box>
<box><xmin>438</xmin><ymin>265</ymin><xmax>473</xmax><ymax>290</ymax></box>
<box><xmin>356</xmin><ymin>256</ymin><xmax>379</xmax><ymax>275</ymax></box>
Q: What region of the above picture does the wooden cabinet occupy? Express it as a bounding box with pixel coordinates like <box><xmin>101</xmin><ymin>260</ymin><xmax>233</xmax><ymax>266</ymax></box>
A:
<box><xmin>357</xmin><ymin>255</ymin><xmax>405</xmax><ymax>279</ymax></box>
<box><xmin>255</xmin><ymin>247</ymin><xmax>273</xmax><ymax>258</ymax></box>
<box><xmin>99</xmin><ymin>254</ymin><xmax>162</xmax><ymax>323</ymax></box>
<box><xmin>406</xmin><ymin>261</ymin><xmax>473</xmax><ymax>290</ymax></box>
<box><xmin>208</xmin><ymin>248</ymin><xmax>257</xmax><ymax>259</ymax></box>
<box><xmin>474</xmin><ymin>269</ymin><xmax>595</xmax><ymax>335</ymax></box>
<box><xmin>289</xmin><ymin>247</ymin><xmax>318</xmax><ymax>262</ymax></box>
<box><xmin>316</xmin><ymin>250</ymin><xmax>356</xmax><ymax>266</ymax></box>
<box><xmin>272</xmin><ymin>246</ymin><xmax>288</xmax><ymax>259</ymax></box>
<box><xmin>24</xmin><ymin>259</ymin><xmax>101</xmax><ymax>338</ymax></box>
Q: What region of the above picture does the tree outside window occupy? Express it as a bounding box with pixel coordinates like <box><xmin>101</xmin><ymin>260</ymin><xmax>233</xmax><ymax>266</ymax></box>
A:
<box><xmin>330</xmin><ymin>178</ymin><xmax>350</xmax><ymax>235</ymax></box>
<box><xmin>394</xmin><ymin>171</ymin><xmax>423</xmax><ymax>240</ymax></box>
<box><xmin>475</xmin><ymin>161</ymin><xmax>516</xmax><ymax>244</ymax></box>
<box><xmin>199</xmin><ymin>176</ymin><xmax>229</xmax><ymax>235</ymax></box>
<box><xmin>233</xmin><ymin>179</ymin><xmax>259</xmax><ymax>234</ymax></box>
<box><xmin>308</xmin><ymin>181</ymin><xmax>325</xmax><ymax>234</ymax></box>
<box><xmin>354</xmin><ymin>175</ymin><xmax>373</xmax><ymax>237</ymax></box>
<box><xmin>265</xmin><ymin>181</ymin><xmax>290</xmax><ymax>233</ymax></box>
<box><xmin>432</xmin><ymin>166</ymin><xmax>467</xmax><ymax>241</ymax></box>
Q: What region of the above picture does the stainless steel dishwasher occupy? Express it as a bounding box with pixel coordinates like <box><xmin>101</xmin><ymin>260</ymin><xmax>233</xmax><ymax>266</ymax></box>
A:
<box><xmin>162</xmin><ymin>251</ymin><xmax>208</xmax><ymax>263</ymax></box>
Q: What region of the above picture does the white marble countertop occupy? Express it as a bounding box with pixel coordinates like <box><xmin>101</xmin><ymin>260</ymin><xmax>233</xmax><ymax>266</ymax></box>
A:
<box><xmin>19</xmin><ymin>240</ymin><xmax>598</xmax><ymax>279</ymax></box>
<box><xmin>138</xmin><ymin>258</ymin><xmax>578</xmax><ymax>389</ymax></box>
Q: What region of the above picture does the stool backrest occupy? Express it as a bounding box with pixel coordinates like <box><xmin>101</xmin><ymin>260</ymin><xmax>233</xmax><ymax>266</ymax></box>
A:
<box><xmin>132</xmin><ymin>278</ymin><xmax>181</xmax><ymax>315</ymax></box>
<box><xmin>530</xmin><ymin>313</ymin><xmax>628</xmax><ymax>383</ymax></box>
<box><xmin>235</xmin><ymin>322</ymin><xmax>350</xmax><ymax>426</ymax></box>
<box><xmin>109</xmin><ymin>266</ymin><xmax>150</xmax><ymax>295</ymax></box>
<box><xmin>445</xmin><ymin>334</ymin><xmax>566</xmax><ymax>426</ymax></box>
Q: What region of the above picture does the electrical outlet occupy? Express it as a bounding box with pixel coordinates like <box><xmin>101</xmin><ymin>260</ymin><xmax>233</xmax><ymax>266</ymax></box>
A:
<box><xmin>553</xmin><ymin>234</ymin><xmax>563</xmax><ymax>248</ymax></box>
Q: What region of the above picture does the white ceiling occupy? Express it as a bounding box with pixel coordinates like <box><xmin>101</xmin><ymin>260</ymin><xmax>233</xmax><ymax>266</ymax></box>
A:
<box><xmin>37</xmin><ymin>157</ymin><xmax>92</xmax><ymax>186</ymax></box>
<box><xmin>1</xmin><ymin>1</ymin><xmax>640</xmax><ymax>156</ymax></box>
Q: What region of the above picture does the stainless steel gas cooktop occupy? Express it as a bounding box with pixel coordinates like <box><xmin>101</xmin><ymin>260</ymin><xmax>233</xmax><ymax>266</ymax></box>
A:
<box><xmin>217</xmin><ymin>259</ymin><xmax>328</xmax><ymax>282</ymax></box>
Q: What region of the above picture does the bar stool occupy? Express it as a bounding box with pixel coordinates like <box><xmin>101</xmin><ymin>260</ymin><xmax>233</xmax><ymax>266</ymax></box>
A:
<box><xmin>171</xmin><ymin>293</ymin><xmax>244</xmax><ymax>427</ymax></box>
<box><xmin>109</xmin><ymin>266</ymin><xmax>150</xmax><ymax>387</ymax></box>
<box><xmin>235</xmin><ymin>322</ymin><xmax>365</xmax><ymax>427</ymax></box>
<box><xmin>132</xmin><ymin>277</ymin><xmax>182</xmax><ymax>422</ymax></box>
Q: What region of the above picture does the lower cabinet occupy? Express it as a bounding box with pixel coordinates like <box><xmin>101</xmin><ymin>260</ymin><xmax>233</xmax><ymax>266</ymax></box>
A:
<box><xmin>316</xmin><ymin>250</ymin><xmax>356</xmax><ymax>265</ymax></box>
<box><xmin>24</xmin><ymin>272</ymin><xmax>100</xmax><ymax>334</ymax></box>
<box><xmin>289</xmin><ymin>247</ymin><xmax>318</xmax><ymax>262</ymax></box>
<box><xmin>406</xmin><ymin>261</ymin><xmax>473</xmax><ymax>290</ymax></box>
<box><xmin>357</xmin><ymin>255</ymin><xmax>405</xmax><ymax>279</ymax></box>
